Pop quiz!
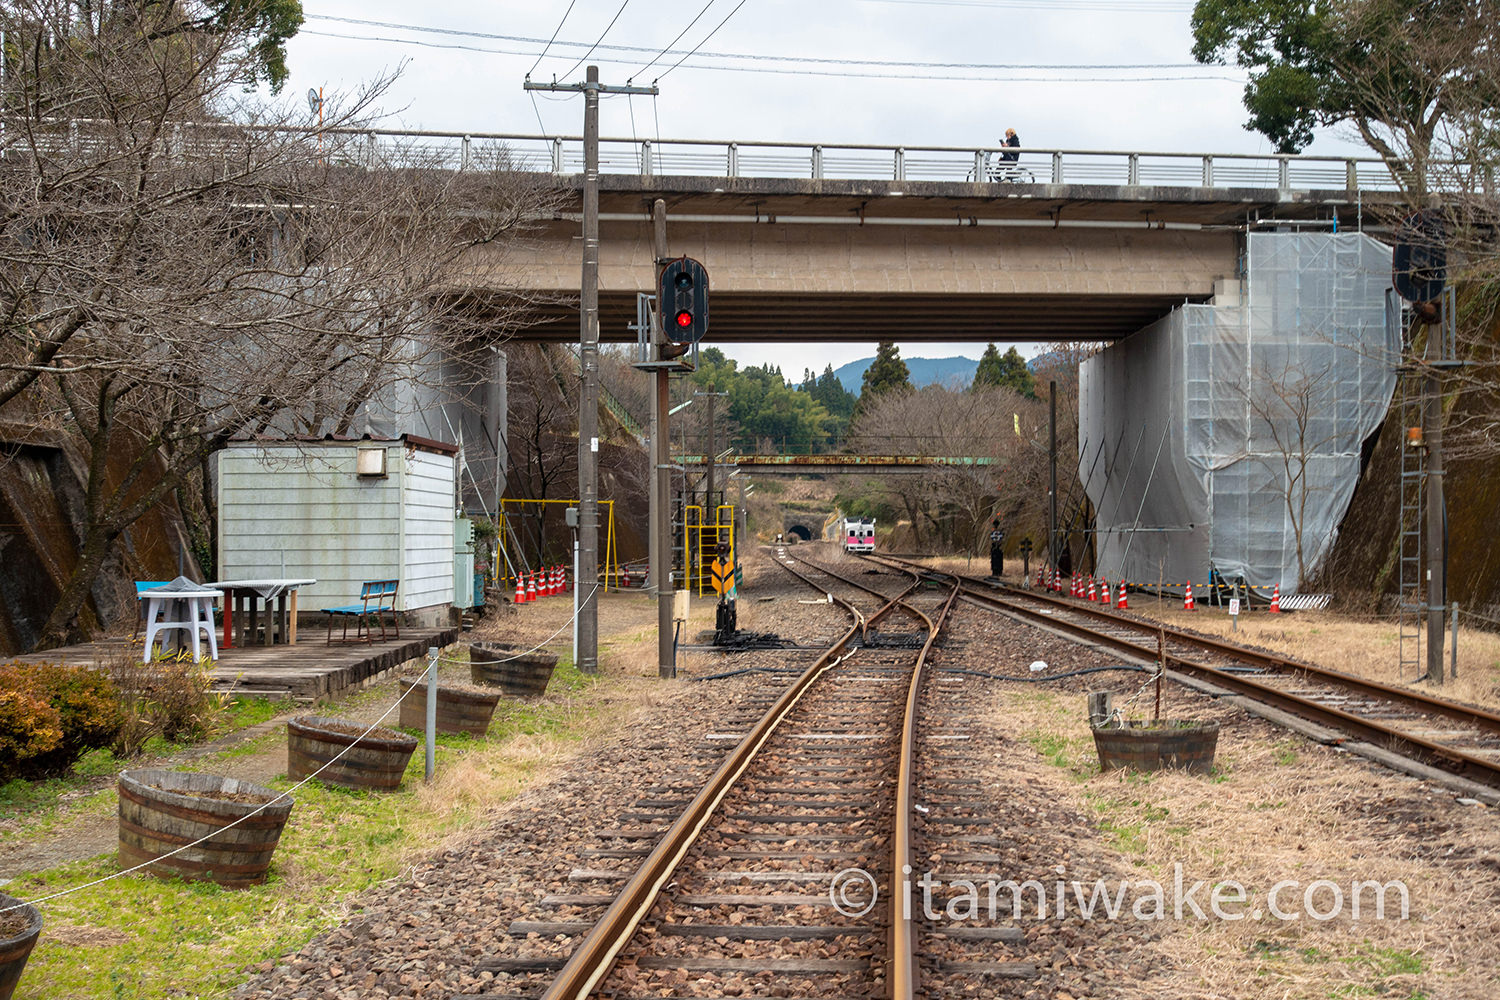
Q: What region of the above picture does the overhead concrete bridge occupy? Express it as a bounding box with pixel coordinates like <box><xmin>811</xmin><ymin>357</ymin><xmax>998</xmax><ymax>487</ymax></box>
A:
<box><xmin>312</xmin><ymin>129</ymin><xmax>1436</xmax><ymax>343</ymax></box>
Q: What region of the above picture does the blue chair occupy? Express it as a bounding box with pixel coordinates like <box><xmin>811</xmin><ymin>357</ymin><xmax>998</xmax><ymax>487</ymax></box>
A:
<box><xmin>322</xmin><ymin>580</ymin><xmax>400</xmax><ymax>644</ymax></box>
<box><xmin>133</xmin><ymin>581</ymin><xmax>172</xmax><ymax>640</ymax></box>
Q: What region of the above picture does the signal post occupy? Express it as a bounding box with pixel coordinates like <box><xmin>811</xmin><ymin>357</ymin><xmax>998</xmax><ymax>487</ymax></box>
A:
<box><xmin>636</xmin><ymin>200</ymin><xmax>710</xmax><ymax>678</ymax></box>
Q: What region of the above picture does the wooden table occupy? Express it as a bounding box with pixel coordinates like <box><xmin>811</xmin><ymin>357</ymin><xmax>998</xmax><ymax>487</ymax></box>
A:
<box><xmin>208</xmin><ymin>579</ymin><xmax>316</xmax><ymax>648</ymax></box>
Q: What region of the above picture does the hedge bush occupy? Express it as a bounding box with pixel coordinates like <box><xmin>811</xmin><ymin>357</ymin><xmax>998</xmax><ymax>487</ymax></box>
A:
<box><xmin>0</xmin><ymin>661</ymin><xmax>124</xmax><ymax>781</ymax></box>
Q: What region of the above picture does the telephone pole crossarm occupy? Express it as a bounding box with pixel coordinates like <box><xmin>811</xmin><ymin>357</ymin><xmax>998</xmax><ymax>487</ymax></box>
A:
<box><xmin>524</xmin><ymin>79</ymin><xmax>659</xmax><ymax>97</ymax></box>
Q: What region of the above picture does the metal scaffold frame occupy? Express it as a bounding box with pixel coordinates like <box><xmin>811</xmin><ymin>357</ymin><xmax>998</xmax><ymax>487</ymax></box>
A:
<box><xmin>1394</xmin><ymin>289</ymin><xmax>1424</xmax><ymax>681</ymax></box>
<box><xmin>498</xmin><ymin>498</ymin><xmax>621</xmax><ymax>590</ymax></box>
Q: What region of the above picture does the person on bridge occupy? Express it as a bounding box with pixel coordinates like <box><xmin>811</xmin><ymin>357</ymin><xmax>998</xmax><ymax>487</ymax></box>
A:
<box><xmin>988</xmin><ymin>519</ymin><xmax>1006</xmax><ymax>577</ymax></box>
<box><xmin>1001</xmin><ymin>128</ymin><xmax>1021</xmax><ymax>164</ymax></box>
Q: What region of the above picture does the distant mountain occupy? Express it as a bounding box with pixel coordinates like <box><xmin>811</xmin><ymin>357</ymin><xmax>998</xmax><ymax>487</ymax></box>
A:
<box><xmin>832</xmin><ymin>355</ymin><xmax>980</xmax><ymax>394</ymax></box>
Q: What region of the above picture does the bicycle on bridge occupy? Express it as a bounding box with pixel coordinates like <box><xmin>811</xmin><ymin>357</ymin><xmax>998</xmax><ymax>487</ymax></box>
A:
<box><xmin>967</xmin><ymin>150</ymin><xmax>1036</xmax><ymax>184</ymax></box>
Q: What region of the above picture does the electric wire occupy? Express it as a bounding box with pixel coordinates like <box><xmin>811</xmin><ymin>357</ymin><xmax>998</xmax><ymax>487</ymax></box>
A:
<box><xmin>302</xmin><ymin>31</ymin><xmax>1242</xmax><ymax>84</ymax></box>
<box><xmin>306</xmin><ymin>15</ymin><xmax>1220</xmax><ymax>71</ymax></box>
<box><xmin>557</xmin><ymin>0</ymin><xmax>634</xmax><ymax>81</ymax></box>
<box><xmin>654</xmin><ymin>0</ymin><xmax>750</xmax><ymax>82</ymax></box>
<box><xmin>863</xmin><ymin>0</ymin><xmax>1193</xmax><ymax>8</ymax></box>
<box><xmin>632</xmin><ymin>0</ymin><xmax>720</xmax><ymax>81</ymax></box>
<box><xmin>527</xmin><ymin>0</ymin><xmax>580</xmax><ymax>77</ymax></box>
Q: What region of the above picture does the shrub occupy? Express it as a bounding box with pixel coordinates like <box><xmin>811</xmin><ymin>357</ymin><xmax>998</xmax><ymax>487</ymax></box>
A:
<box><xmin>106</xmin><ymin>654</ymin><xmax>218</xmax><ymax>753</ymax></box>
<box><xmin>0</xmin><ymin>688</ymin><xmax>63</xmax><ymax>778</ymax></box>
<box><xmin>0</xmin><ymin>661</ymin><xmax>123</xmax><ymax>781</ymax></box>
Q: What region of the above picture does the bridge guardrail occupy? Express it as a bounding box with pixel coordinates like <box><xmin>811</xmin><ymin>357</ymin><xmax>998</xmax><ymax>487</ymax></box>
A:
<box><xmin>9</xmin><ymin>120</ymin><xmax>1495</xmax><ymax>194</ymax></box>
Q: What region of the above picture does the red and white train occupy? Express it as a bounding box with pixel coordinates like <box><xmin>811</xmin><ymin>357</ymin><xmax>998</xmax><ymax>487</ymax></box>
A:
<box><xmin>840</xmin><ymin>517</ymin><xmax>877</xmax><ymax>554</ymax></box>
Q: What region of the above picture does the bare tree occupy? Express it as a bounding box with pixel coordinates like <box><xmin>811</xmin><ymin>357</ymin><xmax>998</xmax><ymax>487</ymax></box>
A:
<box><xmin>1236</xmin><ymin>359</ymin><xmax>1344</xmax><ymax>586</ymax></box>
<box><xmin>1324</xmin><ymin>0</ymin><xmax>1500</xmax><ymax>463</ymax></box>
<box><xmin>504</xmin><ymin>344</ymin><xmax>579</xmax><ymax>563</ymax></box>
<box><xmin>845</xmin><ymin>384</ymin><xmax>1045</xmax><ymax>553</ymax></box>
<box><xmin>0</xmin><ymin>1</ymin><xmax>558</xmax><ymax>648</ymax></box>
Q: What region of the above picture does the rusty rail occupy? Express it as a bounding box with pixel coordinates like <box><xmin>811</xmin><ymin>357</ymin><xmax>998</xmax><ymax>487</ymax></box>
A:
<box><xmin>877</xmin><ymin>555</ymin><xmax>1500</xmax><ymax>790</ymax></box>
<box><xmin>541</xmin><ymin>558</ymin><xmax>893</xmax><ymax>999</ymax></box>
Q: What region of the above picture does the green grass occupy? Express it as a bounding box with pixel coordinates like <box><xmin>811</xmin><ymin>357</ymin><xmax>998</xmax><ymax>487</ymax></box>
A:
<box><xmin>0</xmin><ymin>748</ymin><xmax>122</xmax><ymax>825</ymax></box>
<box><xmin>5</xmin><ymin>657</ymin><xmax>639</xmax><ymax>1000</ymax></box>
<box><xmin>220</xmin><ymin>695</ymin><xmax>296</xmax><ymax>730</ymax></box>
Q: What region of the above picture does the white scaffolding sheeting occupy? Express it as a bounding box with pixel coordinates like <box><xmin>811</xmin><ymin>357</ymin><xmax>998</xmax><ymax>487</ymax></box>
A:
<box><xmin>1079</xmin><ymin>232</ymin><xmax>1398</xmax><ymax>593</ymax></box>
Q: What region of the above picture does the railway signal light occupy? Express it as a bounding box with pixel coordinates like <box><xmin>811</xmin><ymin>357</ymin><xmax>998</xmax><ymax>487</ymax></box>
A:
<box><xmin>658</xmin><ymin>257</ymin><xmax>709</xmax><ymax>344</ymax></box>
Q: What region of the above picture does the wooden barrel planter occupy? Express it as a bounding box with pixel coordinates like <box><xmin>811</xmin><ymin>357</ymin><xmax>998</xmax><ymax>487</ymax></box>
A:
<box><xmin>287</xmin><ymin>716</ymin><xmax>418</xmax><ymax>791</ymax></box>
<box><xmin>397</xmin><ymin>676</ymin><xmax>503</xmax><ymax>736</ymax></box>
<box><xmin>0</xmin><ymin>893</ymin><xmax>42</xmax><ymax>1000</ymax></box>
<box><xmin>469</xmin><ymin>643</ymin><xmax>559</xmax><ymax>697</ymax></box>
<box><xmin>1092</xmin><ymin>719</ymin><xmax>1221</xmax><ymax>775</ymax></box>
<box><xmin>117</xmin><ymin>770</ymin><xmax>293</xmax><ymax>889</ymax></box>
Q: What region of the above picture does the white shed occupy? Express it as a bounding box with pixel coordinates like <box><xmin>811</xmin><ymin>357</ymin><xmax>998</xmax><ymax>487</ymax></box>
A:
<box><xmin>216</xmin><ymin>436</ymin><xmax>458</xmax><ymax>626</ymax></box>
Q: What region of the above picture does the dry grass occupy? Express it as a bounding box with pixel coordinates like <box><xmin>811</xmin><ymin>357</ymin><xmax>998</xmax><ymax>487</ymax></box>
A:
<box><xmin>903</xmin><ymin>555</ymin><xmax>1500</xmax><ymax>711</ymax></box>
<box><xmin>996</xmin><ymin>685</ymin><xmax>1500</xmax><ymax>1000</ymax></box>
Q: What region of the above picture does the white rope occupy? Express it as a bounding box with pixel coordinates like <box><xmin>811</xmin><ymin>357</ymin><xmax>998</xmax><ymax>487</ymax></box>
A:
<box><xmin>2</xmin><ymin>662</ymin><xmax>434</xmax><ymax>914</ymax></box>
<box><xmin>437</xmin><ymin>583</ymin><xmax>603</xmax><ymax>666</ymax></box>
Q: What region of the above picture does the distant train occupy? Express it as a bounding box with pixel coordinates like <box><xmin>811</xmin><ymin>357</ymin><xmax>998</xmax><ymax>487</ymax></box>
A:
<box><xmin>840</xmin><ymin>517</ymin><xmax>877</xmax><ymax>554</ymax></box>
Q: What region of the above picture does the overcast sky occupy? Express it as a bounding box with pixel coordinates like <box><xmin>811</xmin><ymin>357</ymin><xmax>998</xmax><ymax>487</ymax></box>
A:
<box><xmin>281</xmin><ymin>0</ymin><xmax>1372</xmax><ymax>376</ymax></box>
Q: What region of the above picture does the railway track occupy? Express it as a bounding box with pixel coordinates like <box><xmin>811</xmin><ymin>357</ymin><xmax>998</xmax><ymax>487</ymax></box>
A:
<box><xmin>507</xmin><ymin>546</ymin><xmax>1049</xmax><ymax>999</ymax></box>
<box><xmin>876</xmin><ymin>553</ymin><xmax>1500</xmax><ymax>793</ymax></box>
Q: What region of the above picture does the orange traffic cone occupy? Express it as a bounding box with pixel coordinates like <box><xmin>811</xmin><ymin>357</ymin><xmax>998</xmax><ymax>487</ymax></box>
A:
<box><xmin>1116</xmin><ymin>581</ymin><xmax>1129</xmax><ymax>610</ymax></box>
<box><xmin>1088</xmin><ymin>577</ymin><xmax>1097</xmax><ymax>602</ymax></box>
<box><xmin>526</xmin><ymin>572</ymin><xmax>536</xmax><ymax>603</ymax></box>
<box><xmin>513</xmin><ymin>575</ymin><xmax>524</xmax><ymax>604</ymax></box>
<box><xmin>1270</xmin><ymin>584</ymin><xmax>1281</xmax><ymax>613</ymax></box>
<box><xmin>1102</xmin><ymin>580</ymin><xmax>1112</xmax><ymax>607</ymax></box>
<box><xmin>1184</xmin><ymin>580</ymin><xmax>1196</xmax><ymax>611</ymax></box>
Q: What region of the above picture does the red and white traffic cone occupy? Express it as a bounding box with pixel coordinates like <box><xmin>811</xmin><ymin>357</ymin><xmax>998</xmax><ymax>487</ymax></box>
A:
<box><xmin>1088</xmin><ymin>577</ymin><xmax>1098</xmax><ymax>602</ymax></box>
<box><xmin>1102</xmin><ymin>580</ymin><xmax>1112</xmax><ymax>607</ymax></box>
<box><xmin>1270</xmin><ymin>584</ymin><xmax>1281</xmax><ymax>613</ymax></box>
<box><xmin>526</xmin><ymin>572</ymin><xmax>537</xmax><ymax>603</ymax></box>
<box><xmin>1116</xmin><ymin>581</ymin><xmax>1129</xmax><ymax>610</ymax></box>
<box><xmin>513</xmin><ymin>575</ymin><xmax>524</xmax><ymax>604</ymax></box>
<box><xmin>1036</xmin><ymin>565</ymin><xmax>1044</xmax><ymax>588</ymax></box>
<box><xmin>552</xmin><ymin>566</ymin><xmax>562</xmax><ymax>596</ymax></box>
<box><xmin>1184</xmin><ymin>580</ymin><xmax>1196</xmax><ymax>611</ymax></box>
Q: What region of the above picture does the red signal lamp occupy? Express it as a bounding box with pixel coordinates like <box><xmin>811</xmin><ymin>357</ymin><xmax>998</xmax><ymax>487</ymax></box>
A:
<box><xmin>675</xmin><ymin>310</ymin><xmax>693</xmax><ymax>328</ymax></box>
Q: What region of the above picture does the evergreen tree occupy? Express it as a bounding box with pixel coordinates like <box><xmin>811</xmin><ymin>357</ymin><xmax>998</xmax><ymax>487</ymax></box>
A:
<box><xmin>858</xmin><ymin>342</ymin><xmax>912</xmax><ymax>412</ymax></box>
<box><xmin>814</xmin><ymin>365</ymin><xmax>857</xmax><ymax>422</ymax></box>
<box><xmin>975</xmin><ymin>346</ymin><xmax>1036</xmax><ymax>398</ymax></box>
<box><xmin>972</xmin><ymin>343</ymin><xmax>1005</xmax><ymax>389</ymax></box>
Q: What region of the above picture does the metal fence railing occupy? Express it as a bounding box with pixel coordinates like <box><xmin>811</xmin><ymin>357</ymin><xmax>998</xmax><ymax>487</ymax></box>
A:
<box><xmin>9</xmin><ymin>120</ymin><xmax>1496</xmax><ymax>194</ymax></box>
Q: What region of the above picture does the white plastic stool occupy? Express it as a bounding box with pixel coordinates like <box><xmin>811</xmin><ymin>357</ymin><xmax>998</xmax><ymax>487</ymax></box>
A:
<box><xmin>139</xmin><ymin>586</ymin><xmax>222</xmax><ymax>662</ymax></box>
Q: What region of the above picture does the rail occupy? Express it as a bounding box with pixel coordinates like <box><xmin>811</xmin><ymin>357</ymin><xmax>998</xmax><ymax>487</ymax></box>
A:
<box><xmin>876</xmin><ymin>554</ymin><xmax>1500</xmax><ymax>790</ymax></box>
<box><xmin>539</xmin><ymin>558</ymin><xmax>870</xmax><ymax>999</ymax></box>
<box><xmin>14</xmin><ymin>118</ymin><xmax>1497</xmax><ymax>195</ymax></box>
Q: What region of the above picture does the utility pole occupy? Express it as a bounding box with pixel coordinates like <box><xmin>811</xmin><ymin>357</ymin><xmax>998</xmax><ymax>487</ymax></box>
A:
<box><xmin>525</xmin><ymin>67</ymin><xmax>656</xmax><ymax>675</ymax></box>
<box><xmin>695</xmin><ymin>387</ymin><xmax>728</xmax><ymax>511</ymax></box>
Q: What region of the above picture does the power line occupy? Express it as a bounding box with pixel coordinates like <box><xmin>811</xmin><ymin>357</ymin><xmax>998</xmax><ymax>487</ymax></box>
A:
<box><xmin>556</xmin><ymin>0</ymin><xmax>634</xmax><ymax>81</ymax></box>
<box><xmin>633</xmin><ymin>0</ymin><xmax>720</xmax><ymax>81</ymax></box>
<box><xmin>305</xmin><ymin>15</ymin><xmax>1218</xmax><ymax>72</ymax></box>
<box><xmin>862</xmin><ymin>0</ymin><xmax>1194</xmax><ymax>8</ymax></box>
<box><xmin>302</xmin><ymin>32</ymin><xmax>1243</xmax><ymax>83</ymax></box>
<box><xmin>655</xmin><ymin>0</ymin><xmax>750</xmax><ymax>82</ymax></box>
<box><xmin>527</xmin><ymin>0</ymin><xmax>579</xmax><ymax>77</ymax></box>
